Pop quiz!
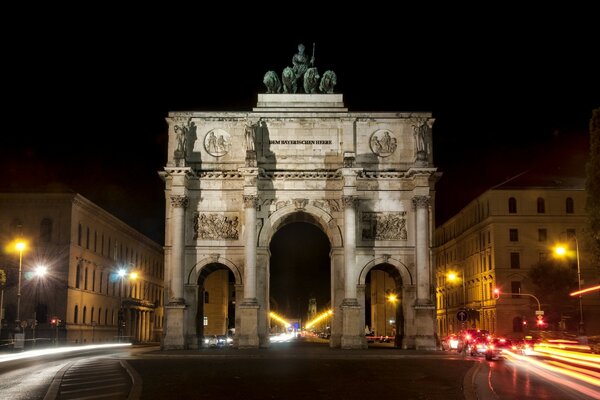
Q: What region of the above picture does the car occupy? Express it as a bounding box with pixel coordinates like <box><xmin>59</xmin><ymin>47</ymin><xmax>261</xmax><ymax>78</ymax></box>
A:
<box><xmin>441</xmin><ymin>334</ymin><xmax>462</xmax><ymax>351</ymax></box>
<box><xmin>485</xmin><ymin>338</ymin><xmax>512</xmax><ymax>360</ymax></box>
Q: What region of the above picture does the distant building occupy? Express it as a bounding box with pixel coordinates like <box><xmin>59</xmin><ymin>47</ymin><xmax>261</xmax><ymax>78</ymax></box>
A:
<box><xmin>434</xmin><ymin>173</ymin><xmax>600</xmax><ymax>337</ymax></box>
<box><xmin>0</xmin><ymin>193</ymin><xmax>164</xmax><ymax>345</ymax></box>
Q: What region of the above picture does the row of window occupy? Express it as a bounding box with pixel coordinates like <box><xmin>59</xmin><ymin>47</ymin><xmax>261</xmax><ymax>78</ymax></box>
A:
<box><xmin>73</xmin><ymin>305</ymin><xmax>115</xmax><ymax>325</ymax></box>
<box><xmin>508</xmin><ymin>197</ymin><xmax>575</xmax><ymax>214</ymax></box>
<box><xmin>75</xmin><ymin>263</ymin><xmax>163</xmax><ymax>305</ymax></box>
<box><xmin>77</xmin><ymin>223</ymin><xmax>163</xmax><ymax>280</ymax></box>
<box><xmin>509</xmin><ymin>228</ymin><xmax>576</xmax><ymax>242</ymax></box>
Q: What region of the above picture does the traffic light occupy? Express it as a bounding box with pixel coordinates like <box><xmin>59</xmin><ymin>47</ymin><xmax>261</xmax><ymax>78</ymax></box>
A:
<box><xmin>536</xmin><ymin>316</ymin><xmax>544</xmax><ymax>327</ymax></box>
<box><xmin>493</xmin><ymin>288</ymin><xmax>500</xmax><ymax>299</ymax></box>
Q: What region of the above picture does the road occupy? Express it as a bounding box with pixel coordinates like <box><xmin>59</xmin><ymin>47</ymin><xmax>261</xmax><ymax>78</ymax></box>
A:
<box><xmin>1</xmin><ymin>339</ymin><xmax>598</xmax><ymax>399</ymax></box>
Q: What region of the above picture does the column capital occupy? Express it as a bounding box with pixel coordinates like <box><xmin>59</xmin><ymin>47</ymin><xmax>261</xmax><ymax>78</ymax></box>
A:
<box><xmin>412</xmin><ymin>195</ymin><xmax>430</xmax><ymax>209</ymax></box>
<box><xmin>243</xmin><ymin>195</ymin><xmax>260</xmax><ymax>209</ymax></box>
<box><xmin>342</xmin><ymin>195</ymin><xmax>359</xmax><ymax>209</ymax></box>
<box><xmin>170</xmin><ymin>195</ymin><xmax>189</xmax><ymax>209</ymax></box>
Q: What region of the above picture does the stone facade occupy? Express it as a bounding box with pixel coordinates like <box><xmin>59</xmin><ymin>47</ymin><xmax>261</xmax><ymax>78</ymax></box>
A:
<box><xmin>160</xmin><ymin>94</ymin><xmax>438</xmax><ymax>349</ymax></box>
<box><xmin>0</xmin><ymin>193</ymin><xmax>164</xmax><ymax>344</ymax></box>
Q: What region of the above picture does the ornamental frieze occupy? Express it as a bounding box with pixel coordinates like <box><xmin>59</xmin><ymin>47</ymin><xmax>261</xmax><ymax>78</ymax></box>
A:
<box><xmin>311</xmin><ymin>199</ymin><xmax>340</xmax><ymax>213</ymax></box>
<box><xmin>193</xmin><ymin>213</ymin><xmax>239</xmax><ymax>240</ymax></box>
<box><xmin>361</xmin><ymin>212</ymin><xmax>407</xmax><ymax>241</ymax></box>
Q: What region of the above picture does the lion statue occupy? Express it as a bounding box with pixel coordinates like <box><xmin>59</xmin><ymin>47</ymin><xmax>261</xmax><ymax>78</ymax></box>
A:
<box><xmin>319</xmin><ymin>70</ymin><xmax>337</xmax><ymax>94</ymax></box>
<box><xmin>263</xmin><ymin>71</ymin><xmax>281</xmax><ymax>94</ymax></box>
<box><xmin>282</xmin><ymin>67</ymin><xmax>297</xmax><ymax>94</ymax></box>
<box><xmin>303</xmin><ymin>67</ymin><xmax>320</xmax><ymax>94</ymax></box>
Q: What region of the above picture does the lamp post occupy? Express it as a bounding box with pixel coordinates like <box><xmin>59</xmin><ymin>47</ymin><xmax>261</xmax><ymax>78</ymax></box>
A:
<box><xmin>387</xmin><ymin>293</ymin><xmax>397</xmax><ymax>339</ymax></box>
<box><xmin>32</xmin><ymin>265</ymin><xmax>47</xmax><ymax>347</ymax></box>
<box><xmin>15</xmin><ymin>240</ymin><xmax>26</xmax><ymax>329</ymax></box>
<box><xmin>554</xmin><ymin>235</ymin><xmax>584</xmax><ymax>335</ymax></box>
<box><xmin>117</xmin><ymin>268</ymin><xmax>127</xmax><ymax>342</ymax></box>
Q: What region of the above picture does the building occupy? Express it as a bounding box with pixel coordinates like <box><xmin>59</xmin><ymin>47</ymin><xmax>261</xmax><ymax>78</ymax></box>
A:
<box><xmin>161</xmin><ymin>72</ymin><xmax>439</xmax><ymax>349</ymax></box>
<box><xmin>434</xmin><ymin>173</ymin><xmax>600</xmax><ymax>338</ymax></box>
<box><xmin>0</xmin><ymin>193</ymin><xmax>164</xmax><ymax>345</ymax></box>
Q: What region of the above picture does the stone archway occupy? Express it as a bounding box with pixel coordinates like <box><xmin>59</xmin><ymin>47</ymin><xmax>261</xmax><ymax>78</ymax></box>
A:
<box><xmin>358</xmin><ymin>257</ymin><xmax>415</xmax><ymax>348</ymax></box>
<box><xmin>183</xmin><ymin>256</ymin><xmax>243</xmax><ymax>348</ymax></box>
<box><xmin>258</xmin><ymin>204</ymin><xmax>344</xmax><ymax>347</ymax></box>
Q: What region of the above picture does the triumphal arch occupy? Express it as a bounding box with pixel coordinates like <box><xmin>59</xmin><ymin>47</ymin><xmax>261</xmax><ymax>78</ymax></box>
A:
<box><xmin>160</xmin><ymin>59</ymin><xmax>438</xmax><ymax>350</ymax></box>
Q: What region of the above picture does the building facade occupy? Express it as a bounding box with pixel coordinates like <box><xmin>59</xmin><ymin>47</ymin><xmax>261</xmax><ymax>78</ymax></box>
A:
<box><xmin>161</xmin><ymin>93</ymin><xmax>439</xmax><ymax>350</ymax></box>
<box><xmin>0</xmin><ymin>193</ymin><xmax>164</xmax><ymax>345</ymax></box>
<box><xmin>434</xmin><ymin>174</ymin><xmax>600</xmax><ymax>338</ymax></box>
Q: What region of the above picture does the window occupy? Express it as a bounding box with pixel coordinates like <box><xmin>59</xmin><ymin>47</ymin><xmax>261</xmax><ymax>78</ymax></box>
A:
<box><xmin>510</xmin><ymin>253</ymin><xmax>520</xmax><ymax>269</ymax></box>
<box><xmin>86</xmin><ymin>227</ymin><xmax>90</xmax><ymax>249</ymax></box>
<box><xmin>91</xmin><ymin>307</ymin><xmax>94</xmax><ymax>324</ymax></box>
<box><xmin>75</xmin><ymin>264</ymin><xmax>81</xmax><ymax>289</ymax></box>
<box><xmin>537</xmin><ymin>197</ymin><xmax>545</xmax><ymax>213</ymax></box>
<box><xmin>84</xmin><ymin>268</ymin><xmax>88</xmax><ymax>290</ymax></box>
<box><xmin>539</xmin><ymin>252</ymin><xmax>548</xmax><ymax>262</ymax></box>
<box><xmin>538</xmin><ymin>229</ymin><xmax>547</xmax><ymax>242</ymax></box>
<box><xmin>99</xmin><ymin>272</ymin><xmax>103</xmax><ymax>293</ymax></box>
<box><xmin>203</xmin><ymin>316</ymin><xmax>208</xmax><ymax>326</ymax></box>
<box><xmin>508</xmin><ymin>197</ymin><xmax>517</xmax><ymax>213</ymax></box>
<box><xmin>98</xmin><ymin>308</ymin><xmax>102</xmax><ymax>325</ymax></box>
<box><xmin>566</xmin><ymin>197</ymin><xmax>574</xmax><ymax>214</ymax></box>
<box><xmin>40</xmin><ymin>218</ymin><xmax>52</xmax><ymax>243</ymax></box>
<box><xmin>488</xmin><ymin>254</ymin><xmax>492</xmax><ymax>270</ymax></box>
<box><xmin>94</xmin><ymin>231</ymin><xmax>97</xmax><ymax>252</ymax></box>
<box><xmin>567</xmin><ymin>229</ymin><xmax>576</xmax><ymax>239</ymax></box>
<box><xmin>83</xmin><ymin>306</ymin><xmax>87</xmax><ymax>324</ymax></box>
<box><xmin>78</xmin><ymin>223</ymin><xmax>82</xmax><ymax>246</ymax></box>
<box><xmin>105</xmin><ymin>309</ymin><xmax>108</xmax><ymax>325</ymax></box>
<box><xmin>74</xmin><ymin>305</ymin><xmax>79</xmax><ymax>324</ymax></box>
<box><xmin>204</xmin><ymin>291</ymin><xmax>209</xmax><ymax>304</ymax></box>
<box><xmin>509</xmin><ymin>229</ymin><xmax>519</xmax><ymax>242</ymax></box>
<box><xmin>511</xmin><ymin>281</ymin><xmax>521</xmax><ymax>298</ymax></box>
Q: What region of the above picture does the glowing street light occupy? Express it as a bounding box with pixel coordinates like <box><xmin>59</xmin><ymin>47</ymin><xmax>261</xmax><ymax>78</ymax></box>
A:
<box><xmin>554</xmin><ymin>236</ymin><xmax>584</xmax><ymax>335</ymax></box>
<box><xmin>447</xmin><ymin>270</ymin><xmax>466</xmax><ymax>310</ymax></box>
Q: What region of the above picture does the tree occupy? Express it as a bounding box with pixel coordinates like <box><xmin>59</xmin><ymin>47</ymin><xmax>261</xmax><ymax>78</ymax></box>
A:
<box><xmin>586</xmin><ymin>107</ymin><xmax>600</xmax><ymax>265</ymax></box>
<box><xmin>528</xmin><ymin>259</ymin><xmax>578</xmax><ymax>328</ymax></box>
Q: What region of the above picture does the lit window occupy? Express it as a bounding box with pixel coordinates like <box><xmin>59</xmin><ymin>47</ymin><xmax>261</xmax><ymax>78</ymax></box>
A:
<box><xmin>204</xmin><ymin>316</ymin><xmax>208</xmax><ymax>326</ymax></box>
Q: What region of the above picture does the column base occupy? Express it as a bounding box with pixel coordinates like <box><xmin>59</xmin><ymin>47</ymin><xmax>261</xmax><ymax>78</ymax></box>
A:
<box><xmin>237</xmin><ymin>301</ymin><xmax>259</xmax><ymax>348</ymax></box>
<box><xmin>162</xmin><ymin>304</ymin><xmax>186</xmax><ymax>350</ymax></box>
<box><xmin>412</xmin><ymin>302</ymin><xmax>436</xmax><ymax>350</ymax></box>
<box><xmin>341</xmin><ymin>299</ymin><xmax>367</xmax><ymax>349</ymax></box>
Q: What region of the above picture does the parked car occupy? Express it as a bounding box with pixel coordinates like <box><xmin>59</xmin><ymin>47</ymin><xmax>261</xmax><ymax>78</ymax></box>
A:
<box><xmin>441</xmin><ymin>334</ymin><xmax>462</xmax><ymax>351</ymax></box>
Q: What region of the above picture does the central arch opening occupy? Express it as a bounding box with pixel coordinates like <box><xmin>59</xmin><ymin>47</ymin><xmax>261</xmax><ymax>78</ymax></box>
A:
<box><xmin>269</xmin><ymin>220</ymin><xmax>331</xmax><ymax>335</ymax></box>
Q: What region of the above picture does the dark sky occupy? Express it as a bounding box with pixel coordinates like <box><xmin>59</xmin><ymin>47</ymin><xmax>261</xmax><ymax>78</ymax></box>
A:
<box><xmin>1</xmin><ymin>13</ymin><xmax>598</xmax><ymax>248</ymax></box>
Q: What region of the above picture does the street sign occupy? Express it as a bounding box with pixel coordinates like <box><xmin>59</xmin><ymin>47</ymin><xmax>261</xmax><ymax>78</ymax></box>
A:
<box><xmin>535</xmin><ymin>310</ymin><xmax>544</xmax><ymax>315</ymax></box>
<box><xmin>456</xmin><ymin>310</ymin><xmax>468</xmax><ymax>322</ymax></box>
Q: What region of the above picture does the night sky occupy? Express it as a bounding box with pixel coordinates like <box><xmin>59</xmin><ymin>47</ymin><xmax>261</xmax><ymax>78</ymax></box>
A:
<box><xmin>1</xmin><ymin>12</ymin><xmax>598</xmax><ymax>312</ymax></box>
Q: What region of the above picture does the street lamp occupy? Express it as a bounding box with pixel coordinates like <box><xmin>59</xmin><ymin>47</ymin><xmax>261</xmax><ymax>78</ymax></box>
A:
<box><xmin>554</xmin><ymin>235</ymin><xmax>584</xmax><ymax>335</ymax></box>
<box><xmin>386</xmin><ymin>293</ymin><xmax>398</xmax><ymax>339</ymax></box>
<box><xmin>15</xmin><ymin>240</ymin><xmax>27</xmax><ymax>328</ymax></box>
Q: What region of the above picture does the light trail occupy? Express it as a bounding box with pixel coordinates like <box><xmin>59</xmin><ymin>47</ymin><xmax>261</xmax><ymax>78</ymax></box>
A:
<box><xmin>269</xmin><ymin>311</ymin><xmax>291</xmax><ymax>328</ymax></box>
<box><xmin>504</xmin><ymin>350</ymin><xmax>600</xmax><ymax>396</ymax></box>
<box><xmin>305</xmin><ymin>309</ymin><xmax>333</xmax><ymax>329</ymax></box>
<box><xmin>0</xmin><ymin>343</ymin><xmax>132</xmax><ymax>363</ymax></box>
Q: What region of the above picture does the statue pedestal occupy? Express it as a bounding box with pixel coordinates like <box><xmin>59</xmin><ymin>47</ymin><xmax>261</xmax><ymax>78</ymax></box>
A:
<box><xmin>341</xmin><ymin>299</ymin><xmax>366</xmax><ymax>349</ymax></box>
<box><xmin>245</xmin><ymin>150</ymin><xmax>257</xmax><ymax>167</ymax></box>
<box><xmin>162</xmin><ymin>304</ymin><xmax>186</xmax><ymax>350</ymax></box>
<box><xmin>237</xmin><ymin>301</ymin><xmax>259</xmax><ymax>348</ymax></box>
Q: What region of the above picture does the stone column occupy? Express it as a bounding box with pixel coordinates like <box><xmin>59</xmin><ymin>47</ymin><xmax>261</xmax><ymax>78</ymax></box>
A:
<box><xmin>170</xmin><ymin>195</ymin><xmax>188</xmax><ymax>304</ymax></box>
<box><xmin>413</xmin><ymin>195</ymin><xmax>431</xmax><ymax>305</ymax></box>
<box><xmin>238</xmin><ymin>194</ymin><xmax>260</xmax><ymax>348</ymax></box>
<box><xmin>341</xmin><ymin>195</ymin><xmax>363</xmax><ymax>349</ymax></box>
<box><xmin>412</xmin><ymin>195</ymin><xmax>436</xmax><ymax>349</ymax></box>
<box><xmin>163</xmin><ymin>195</ymin><xmax>188</xmax><ymax>350</ymax></box>
<box><xmin>243</xmin><ymin>195</ymin><xmax>258</xmax><ymax>301</ymax></box>
<box><xmin>342</xmin><ymin>196</ymin><xmax>358</xmax><ymax>300</ymax></box>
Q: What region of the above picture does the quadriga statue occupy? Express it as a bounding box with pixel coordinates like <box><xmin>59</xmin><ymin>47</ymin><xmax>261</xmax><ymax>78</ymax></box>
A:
<box><xmin>282</xmin><ymin>67</ymin><xmax>297</xmax><ymax>94</ymax></box>
<box><xmin>263</xmin><ymin>71</ymin><xmax>282</xmax><ymax>94</ymax></box>
<box><xmin>303</xmin><ymin>67</ymin><xmax>320</xmax><ymax>94</ymax></box>
<box><xmin>319</xmin><ymin>70</ymin><xmax>337</xmax><ymax>94</ymax></box>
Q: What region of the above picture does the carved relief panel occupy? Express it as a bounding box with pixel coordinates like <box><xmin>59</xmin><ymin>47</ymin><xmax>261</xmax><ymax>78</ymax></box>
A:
<box><xmin>361</xmin><ymin>212</ymin><xmax>407</xmax><ymax>240</ymax></box>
